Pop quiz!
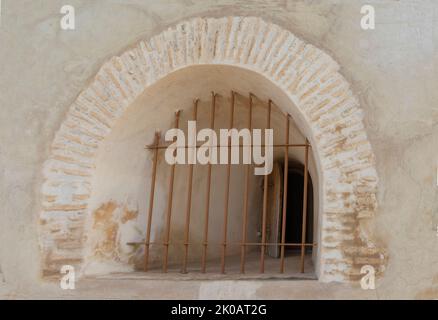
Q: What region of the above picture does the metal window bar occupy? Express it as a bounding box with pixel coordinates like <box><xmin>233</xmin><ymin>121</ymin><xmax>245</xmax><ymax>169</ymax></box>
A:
<box><xmin>280</xmin><ymin>114</ymin><xmax>290</xmax><ymax>273</ymax></box>
<box><xmin>240</xmin><ymin>92</ymin><xmax>252</xmax><ymax>274</ymax></box>
<box><xmin>201</xmin><ymin>92</ymin><xmax>217</xmax><ymax>273</ymax></box>
<box><xmin>300</xmin><ymin>139</ymin><xmax>310</xmax><ymax>273</ymax></box>
<box><xmin>182</xmin><ymin>99</ymin><xmax>198</xmax><ymax>273</ymax></box>
<box><xmin>137</xmin><ymin>92</ymin><xmax>315</xmax><ymax>276</ymax></box>
<box><xmin>162</xmin><ymin>110</ymin><xmax>181</xmax><ymax>273</ymax></box>
<box><xmin>221</xmin><ymin>91</ymin><xmax>235</xmax><ymax>274</ymax></box>
<box><xmin>143</xmin><ymin>131</ymin><xmax>160</xmax><ymax>272</ymax></box>
<box><xmin>259</xmin><ymin>99</ymin><xmax>271</xmax><ymax>273</ymax></box>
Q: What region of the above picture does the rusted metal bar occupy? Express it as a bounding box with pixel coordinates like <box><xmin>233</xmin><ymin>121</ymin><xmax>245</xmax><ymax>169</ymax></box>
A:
<box><xmin>248</xmin><ymin>242</ymin><xmax>316</xmax><ymax>247</ymax></box>
<box><xmin>182</xmin><ymin>100</ymin><xmax>198</xmax><ymax>274</ymax></box>
<box><xmin>220</xmin><ymin>91</ymin><xmax>235</xmax><ymax>274</ymax></box>
<box><xmin>260</xmin><ymin>99</ymin><xmax>272</xmax><ymax>273</ymax></box>
<box><xmin>280</xmin><ymin>115</ymin><xmax>290</xmax><ymax>273</ymax></box>
<box><xmin>130</xmin><ymin>241</ymin><xmax>317</xmax><ymax>247</ymax></box>
<box><xmin>240</xmin><ymin>92</ymin><xmax>253</xmax><ymax>273</ymax></box>
<box><xmin>300</xmin><ymin>138</ymin><xmax>310</xmax><ymax>273</ymax></box>
<box><xmin>144</xmin><ymin>131</ymin><xmax>160</xmax><ymax>272</ymax></box>
<box><xmin>201</xmin><ymin>92</ymin><xmax>217</xmax><ymax>273</ymax></box>
<box><xmin>163</xmin><ymin>110</ymin><xmax>181</xmax><ymax>273</ymax></box>
<box><xmin>146</xmin><ymin>143</ymin><xmax>310</xmax><ymax>150</ymax></box>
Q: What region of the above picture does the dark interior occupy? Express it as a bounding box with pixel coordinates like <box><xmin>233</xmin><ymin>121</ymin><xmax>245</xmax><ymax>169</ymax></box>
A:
<box><xmin>284</xmin><ymin>168</ymin><xmax>313</xmax><ymax>254</ymax></box>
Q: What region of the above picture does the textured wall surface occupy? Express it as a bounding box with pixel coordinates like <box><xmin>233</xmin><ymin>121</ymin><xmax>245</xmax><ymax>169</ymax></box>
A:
<box><xmin>0</xmin><ymin>0</ymin><xmax>437</xmax><ymax>299</ymax></box>
<box><xmin>36</xmin><ymin>16</ymin><xmax>383</xmax><ymax>282</ymax></box>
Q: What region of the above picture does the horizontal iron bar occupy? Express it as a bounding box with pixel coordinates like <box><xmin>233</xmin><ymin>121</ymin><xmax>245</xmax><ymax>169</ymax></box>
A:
<box><xmin>145</xmin><ymin>143</ymin><xmax>311</xmax><ymax>150</ymax></box>
<box><xmin>127</xmin><ymin>242</ymin><xmax>317</xmax><ymax>247</ymax></box>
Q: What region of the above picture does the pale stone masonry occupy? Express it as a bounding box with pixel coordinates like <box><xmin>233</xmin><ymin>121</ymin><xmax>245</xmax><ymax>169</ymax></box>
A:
<box><xmin>39</xmin><ymin>16</ymin><xmax>385</xmax><ymax>282</ymax></box>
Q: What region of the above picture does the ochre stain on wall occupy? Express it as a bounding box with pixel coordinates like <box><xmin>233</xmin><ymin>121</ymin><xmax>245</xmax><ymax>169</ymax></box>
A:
<box><xmin>93</xmin><ymin>202</ymin><xmax>120</xmax><ymax>260</ymax></box>
<box><xmin>415</xmin><ymin>274</ymin><xmax>438</xmax><ymax>299</ymax></box>
<box><xmin>121</xmin><ymin>208</ymin><xmax>139</xmax><ymax>224</ymax></box>
<box><xmin>415</xmin><ymin>287</ymin><xmax>438</xmax><ymax>299</ymax></box>
<box><xmin>91</xmin><ymin>202</ymin><xmax>139</xmax><ymax>262</ymax></box>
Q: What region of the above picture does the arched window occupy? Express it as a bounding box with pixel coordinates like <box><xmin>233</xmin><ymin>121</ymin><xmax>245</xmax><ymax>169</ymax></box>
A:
<box><xmin>39</xmin><ymin>17</ymin><xmax>384</xmax><ymax>283</ymax></box>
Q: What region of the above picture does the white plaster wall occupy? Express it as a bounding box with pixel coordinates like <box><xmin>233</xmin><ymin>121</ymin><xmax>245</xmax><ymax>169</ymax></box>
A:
<box><xmin>0</xmin><ymin>0</ymin><xmax>437</xmax><ymax>298</ymax></box>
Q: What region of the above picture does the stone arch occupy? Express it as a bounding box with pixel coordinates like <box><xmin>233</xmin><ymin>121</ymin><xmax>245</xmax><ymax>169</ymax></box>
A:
<box><xmin>39</xmin><ymin>16</ymin><xmax>385</xmax><ymax>282</ymax></box>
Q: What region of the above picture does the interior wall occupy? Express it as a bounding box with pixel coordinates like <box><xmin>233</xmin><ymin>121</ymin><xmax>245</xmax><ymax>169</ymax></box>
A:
<box><xmin>83</xmin><ymin>65</ymin><xmax>319</xmax><ymax>275</ymax></box>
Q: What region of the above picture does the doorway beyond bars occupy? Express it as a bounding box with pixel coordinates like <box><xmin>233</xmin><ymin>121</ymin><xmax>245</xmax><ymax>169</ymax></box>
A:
<box><xmin>130</xmin><ymin>91</ymin><xmax>316</xmax><ymax>275</ymax></box>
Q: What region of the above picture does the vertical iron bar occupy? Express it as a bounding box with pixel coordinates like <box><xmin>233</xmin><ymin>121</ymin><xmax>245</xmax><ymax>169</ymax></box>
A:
<box><xmin>201</xmin><ymin>92</ymin><xmax>216</xmax><ymax>273</ymax></box>
<box><xmin>144</xmin><ymin>131</ymin><xmax>160</xmax><ymax>272</ymax></box>
<box><xmin>240</xmin><ymin>92</ymin><xmax>253</xmax><ymax>273</ymax></box>
<box><xmin>163</xmin><ymin>110</ymin><xmax>181</xmax><ymax>273</ymax></box>
<box><xmin>260</xmin><ymin>100</ymin><xmax>272</xmax><ymax>273</ymax></box>
<box><xmin>220</xmin><ymin>91</ymin><xmax>235</xmax><ymax>274</ymax></box>
<box><xmin>300</xmin><ymin>139</ymin><xmax>310</xmax><ymax>273</ymax></box>
<box><xmin>182</xmin><ymin>100</ymin><xmax>198</xmax><ymax>273</ymax></box>
<box><xmin>280</xmin><ymin>115</ymin><xmax>290</xmax><ymax>273</ymax></box>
